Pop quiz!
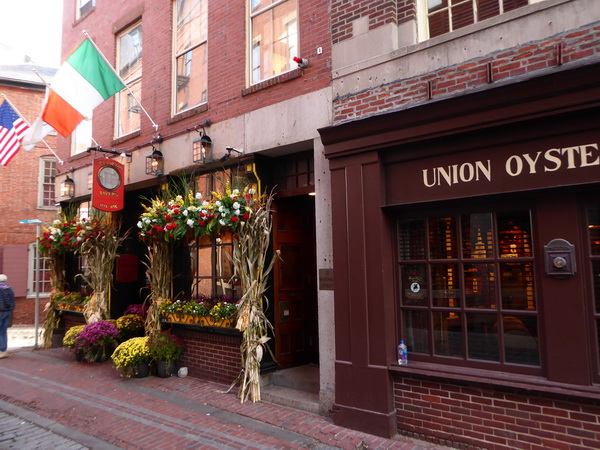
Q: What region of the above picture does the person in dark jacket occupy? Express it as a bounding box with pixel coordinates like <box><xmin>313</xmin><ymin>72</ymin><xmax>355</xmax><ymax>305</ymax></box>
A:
<box><xmin>0</xmin><ymin>274</ymin><xmax>16</xmax><ymax>358</ymax></box>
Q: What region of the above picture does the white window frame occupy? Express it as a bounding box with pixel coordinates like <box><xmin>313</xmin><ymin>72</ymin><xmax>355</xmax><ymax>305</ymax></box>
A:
<box><xmin>71</xmin><ymin>117</ymin><xmax>92</xmax><ymax>156</ymax></box>
<box><xmin>418</xmin><ymin>0</ymin><xmax>549</xmax><ymax>41</ymax></box>
<box><xmin>38</xmin><ymin>157</ymin><xmax>57</xmax><ymax>209</ymax></box>
<box><xmin>115</xmin><ymin>23</ymin><xmax>142</xmax><ymax>139</ymax></box>
<box><xmin>173</xmin><ymin>0</ymin><xmax>208</xmax><ymax>115</ymax></box>
<box><xmin>27</xmin><ymin>242</ymin><xmax>51</xmax><ymax>299</ymax></box>
<box><xmin>76</xmin><ymin>0</ymin><xmax>95</xmax><ymax>20</ymax></box>
<box><xmin>249</xmin><ymin>0</ymin><xmax>298</xmax><ymax>86</ymax></box>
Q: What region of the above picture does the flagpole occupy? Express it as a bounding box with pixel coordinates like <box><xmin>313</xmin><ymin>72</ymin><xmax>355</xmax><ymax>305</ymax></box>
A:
<box><xmin>82</xmin><ymin>30</ymin><xmax>159</xmax><ymax>131</ymax></box>
<box><xmin>1</xmin><ymin>93</ymin><xmax>64</xmax><ymax>165</ymax></box>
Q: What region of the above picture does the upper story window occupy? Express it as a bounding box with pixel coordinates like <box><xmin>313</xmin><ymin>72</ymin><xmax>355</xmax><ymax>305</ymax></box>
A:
<box><xmin>174</xmin><ymin>0</ymin><xmax>208</xmax><ymax>114</ymax></box>
<box><xmin>250</xmin><ymin>0</ymin><xmax>298</xmax><ymax>85</ymax></box>
<box><xmin>71</xmin><ymin>117</ymin><xmax>92</xmax><ymax>156</ymax></box>
<box><xmin>115</xmin><ymin>23</ymin><xmax>142</xmax><ymax>138</ymax></box>
<box><xmin>38</xmin><ymin>157</ymin><xmax>56</xmax><ymax>208</ymax></box>
<box><xmin>425</xmin><ymin>0</ymin><xmax>529</xmax><ymax>38</ymax></box>
<box><xmin>76</xmin><ymin>0</ymin><xmax>95</xmax><ymax>20</ymax></box>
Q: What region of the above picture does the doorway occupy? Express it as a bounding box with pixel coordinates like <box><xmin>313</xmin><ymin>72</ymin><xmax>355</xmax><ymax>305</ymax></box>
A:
<box><xmin>272</xmin><ymin>195</ymin><xmax>318</xmax><ymax>369</ymax></box>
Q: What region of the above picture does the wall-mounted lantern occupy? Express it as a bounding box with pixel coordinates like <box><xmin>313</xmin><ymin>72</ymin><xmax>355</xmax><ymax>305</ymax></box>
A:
<box><xmin>145</xmin><ymin>146</ymin><xmax>163</xmax><ymax>176</ymax></box>
<box><xmin>193</xmin><ymin>127</ymin><xmax>213</xmax><ymax>164</ymax></box>
<box><xmin>60</xmin><ymin>169</ymin><xmax>75</xmax><ymax>198</ymax></box>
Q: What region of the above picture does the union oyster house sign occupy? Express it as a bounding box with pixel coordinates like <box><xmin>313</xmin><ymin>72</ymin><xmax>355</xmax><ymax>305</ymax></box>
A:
<box><xmin>386</xmin><ymin>140</ymin><xmax>600</xmax><ymax>205</ymax></box>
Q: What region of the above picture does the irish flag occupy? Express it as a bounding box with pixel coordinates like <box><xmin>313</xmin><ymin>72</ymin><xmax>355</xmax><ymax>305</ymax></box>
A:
<box><xmin>42</xmin><ymin>39</ymin><xmax>125</xmax><ymax>137</ymax></box>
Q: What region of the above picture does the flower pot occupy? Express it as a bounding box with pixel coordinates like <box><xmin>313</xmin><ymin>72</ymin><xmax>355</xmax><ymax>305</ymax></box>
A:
<box><xmin>155</xmin><ymin>360</ymin><xmax>176</xmax><ymax>378</ymax></box>
<box><xmin>134</xmin><ymin>361</ymin><xmax>150</xmax><ymax>378</ymax></box>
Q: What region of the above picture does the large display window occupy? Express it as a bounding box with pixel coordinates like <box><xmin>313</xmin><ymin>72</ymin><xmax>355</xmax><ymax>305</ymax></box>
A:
<box><xmin>397</xmin><ymin>207</ymin><xmax>540</xmax><ymax>372</ymax></box>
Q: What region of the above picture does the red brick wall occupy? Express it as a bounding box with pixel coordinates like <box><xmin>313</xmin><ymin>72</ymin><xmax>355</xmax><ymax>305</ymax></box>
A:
<box><xmin>172</xmin><ymin>327</ymin><xmax>242</xmax><ymax>384</ymax></box>
<box><xmin>331</xmin><ymin>0</ymin><xmax>398</xmax><ymax>44</ymax></box>
<box><xmin>394</xmin><ymin>375</ymin><xmax>600</xmax><ymax>449</ymax></box>
<box><xmin>59</xmin><ymin>0</ymin><xmax>331</xmax><ymax>165</ymax></box>
<box><xmin>333</xmin><ymin>24</ymin><xmax>600</xmax><ymax>123</ymax></box>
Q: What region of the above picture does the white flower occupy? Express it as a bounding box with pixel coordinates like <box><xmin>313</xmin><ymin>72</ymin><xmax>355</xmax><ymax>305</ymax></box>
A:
<box><xmin>235</xmin><ymin>210</ymin><xmax>241</xmax><ymax>216</ymax></box>
<box><xmin>144</xmin><ymin>218</ymin><xmax>151</xmax><ymax>224</ymax></box>
<box><xmin>186</xmin><ymin>219</ymin><xmax>194</xmax><ymax>227</ymax></box>
<box><xmin>195</xmin><ymin>192</ymin><xmax>203</xmax><ymax>200</ymax></box>
<box><xmin>183</xmin><ymin>209</ymin><xmax>189</xmax><ymax>216</ymax></box>
<box><xmin>202</xmin><ymin>200</ymin><xmax>209</xmax><ymax>206</ymax></box>
<box><xmin>219</xmin><ymin>219</ymin><xmax>226</xmax><ymax>226</ymax></box>
<box><xmin>232</xmin><ymin>189</ymin><xmax>239</xmax><ymax>195</ymax></box>
<box><xmin>137</xmin><ymin>221</ymin><xmax>143</xmax><ymax>228</ymax></box>
<box><xmin>49</xmin><ymin>235</ymin><xmax>56</xmax><ymax>241</ymax></box>
<box><xmin>219</xmin><ymin>206</ymin><xmax>225</xmax><ymax>212</ymax></box>
<box><xmin>215</xmin><ymin>200</ymin><xmax>221</xmax><ymax>207</ymax></box>
<box><xmin>248</xmin><ymin>188</ymin><xmax>256</xmax><ymax>195</ymax></box>
<box><xmin>233</xmin><ymin>202</ymin><xmax>240</xmax><ymax>209</ymax></box>
<box><xmin>53</xmin><ymin>219</ymin><xmax>61</xmax><ymax>225</ymax></box>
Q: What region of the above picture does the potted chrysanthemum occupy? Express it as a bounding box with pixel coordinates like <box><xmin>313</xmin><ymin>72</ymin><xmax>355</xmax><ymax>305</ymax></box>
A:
<box><xmin>148</xmin><ymin>330</ymin><xmax>185</xmax><ymax>377</ymax></box>
<box><xmin>115</xmin><ymin>314</ymin><xmax>146</xmax><ymax>341</ymax></box>
<box><xmin>73</xmin><ymin>320</ymin><xmax>120</xmax><ymax>363</ymax></box>
<box><xmin>111</xmin><ymin>336</ymin><xmax>152</xmax><ymax>377</ymax></box>
<box><xmin>62</xmin><ymin>325</ymin><xmax>86</xmax><ymax>353</ymax></box>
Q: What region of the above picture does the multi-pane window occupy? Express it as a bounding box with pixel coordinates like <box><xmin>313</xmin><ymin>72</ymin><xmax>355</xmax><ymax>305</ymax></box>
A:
<box><xmin>426</xmin><ymin>0</ymin><xmax>529</xmax><ymax>38</ymax></box>
<box><xmin>174</xmin><ymin>0</ymin><xmax>208</xmax><ymax>114</ymax></box>
<box><xmin>250</xmin><ymin>0</ymin><xmax>298</xmax><ymax>85</ymax></box>
<box><xmin>76</xmin><ymin>0</ymin><xmax>95</xmax><ymax>19</ymax></box>
<box><xmin>71</xmin><ymin>117</ymin><xmax>92</xmax><ymax>156</ymax></box>
<box><xmin>397</xmin><ymin>210</ymin><xmax>540</xmax><ymax>370</ymax></box>
<box><xmin>587</xmin><ymin>204</ymin><xmax>600</xmax><ymax>376</ymax></box>
<box><xmin>27</xmin><ymin>242</ymin><xmax>51</xmax><ymax>297</ymax></box>
<box><xmin>39</xmin><ymin>157</ymin><xmax>56</xmax><ymax>208</ymax></box>
<box><xmin>189</xmin><ymin>171</ymin><xmax>241</xmax><ymax>299</ymax></box>
<box><xmin>115</xmin><ymin>23</ymin><xmax>142</xmax><ymax>138</ymax></box>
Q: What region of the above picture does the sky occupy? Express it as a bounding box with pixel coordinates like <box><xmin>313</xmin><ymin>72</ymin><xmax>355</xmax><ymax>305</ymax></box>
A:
<box><xmin>0</xmin><ymin>0</ymin><xmax>63</xmax><ymax>67</ymax></box>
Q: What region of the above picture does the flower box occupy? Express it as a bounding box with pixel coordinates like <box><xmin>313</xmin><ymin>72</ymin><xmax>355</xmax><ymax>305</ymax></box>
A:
<box><xmin>161</xmin><ymin>313</ymin><xmax>234</xmax><ymax>329</ymax></box>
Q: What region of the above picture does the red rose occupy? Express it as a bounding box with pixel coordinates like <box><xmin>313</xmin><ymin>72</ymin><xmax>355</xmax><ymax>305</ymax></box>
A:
<box><xmin>231</xmin><ymin>216</ymin><xmax>239</xmax><ymax>223</ymax></box>
<box><xmin>243</xmin><ymin>213</ymin><xmax>250</xmax><ymax>220</ymax></box>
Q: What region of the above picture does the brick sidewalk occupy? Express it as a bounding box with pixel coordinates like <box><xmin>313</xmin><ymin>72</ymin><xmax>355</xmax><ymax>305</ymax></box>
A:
<box><xmin>0</xmin><ymin>347</ymin><xmax>449</xmax><ymax>449</ymax></box>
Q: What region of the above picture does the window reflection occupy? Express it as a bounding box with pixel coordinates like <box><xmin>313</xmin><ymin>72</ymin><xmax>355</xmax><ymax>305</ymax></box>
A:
<box><xmin>398</xmin><ymin>209</ymin><xmax>539</xmax><ymax>367</ymax></box>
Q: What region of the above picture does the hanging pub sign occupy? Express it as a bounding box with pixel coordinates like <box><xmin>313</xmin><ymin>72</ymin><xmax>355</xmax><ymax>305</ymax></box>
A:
<box><xmin>92</xmin><ymin>158</ymin><xmax>125</xmax><ymax>211</ymax></box>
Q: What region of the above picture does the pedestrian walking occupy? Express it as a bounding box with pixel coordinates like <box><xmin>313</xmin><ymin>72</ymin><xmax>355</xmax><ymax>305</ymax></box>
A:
<box><xmin>0</xmin><ymin>274</ymin><xmax>16</xmax><ymax>358</ymax></box>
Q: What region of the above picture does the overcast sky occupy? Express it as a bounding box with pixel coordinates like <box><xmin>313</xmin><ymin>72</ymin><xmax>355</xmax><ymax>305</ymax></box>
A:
<box><xmin>0</xmin><ymin>0</ymin><xmax>63</xmax><ymax>67</ymax></box>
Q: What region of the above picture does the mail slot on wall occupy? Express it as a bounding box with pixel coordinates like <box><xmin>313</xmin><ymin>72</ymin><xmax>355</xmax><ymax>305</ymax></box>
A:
<box><xmin>544</xmin><ymin>238</ymin><xmax>576</xmax><ymax>277</ymax></box>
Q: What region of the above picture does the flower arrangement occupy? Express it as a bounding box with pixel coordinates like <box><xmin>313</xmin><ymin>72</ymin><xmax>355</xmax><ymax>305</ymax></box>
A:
<box><xmin>148</xmin><ymin>330</ymin><xmax>185</xmax><ymax>362</ymax></box>
<box><xmin>62</xmin><ymin>325</ymin><xmax>85</xmax><ymax>349</ymax></box>
<box><xmin>123</xmin><ymin>304</ymin><xmax>148</xmax><ymax>318</ymax></box>
<box><xmin>73</xmin><ymin>320</ymin><xmax>120</xmax><ymax>363</ymax></box>
<box><xmin>52</xmin><ymin>291</ymin><xmax>90</xmax><ymax>312</ymax></box>
<box><xmin>161</xmin><ymin>296</ymin><xmax>237</xmax><ymax>321</ymax></box>
<box><xmin>137</xmin><ymin>185</ymin><xmax>257</xmax><ymax>244</ymax></box>
<box><xmin>116</xmin><ymin>314</ymin><xmax>146</xmax><ymax>341</ymax></box>
<box><xmin>37</xmin><ymin>219</ymin><xmax>79</xmax><ymax>256</ymax></box>
<box><xmin>111</xmin><ymin>336</ymin><xmax>151</xmax><ymax>377</ymax></box>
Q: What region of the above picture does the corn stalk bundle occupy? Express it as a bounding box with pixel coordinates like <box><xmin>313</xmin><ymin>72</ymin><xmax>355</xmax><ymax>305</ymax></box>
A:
<box><xmin>230</xmin><ymin>192</ymin><xmax>279</xmax><ymax>403</ymax></box>
<box><xmin>144</xmin><ymin>240</ymin><xmax>173</xmax><ymax>336</ymax></box>
<box><xmin>78</xmin><ymin>213</ymin><xmax>128</xmax><ymax>323</ymax></box>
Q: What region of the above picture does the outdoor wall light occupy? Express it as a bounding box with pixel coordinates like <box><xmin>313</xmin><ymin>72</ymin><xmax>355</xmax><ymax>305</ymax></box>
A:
<box><xmin>60</xmin><ymin>170</ymin><xmax>75</xmax><ymax>198</ymax></box>
<box><xmin>193</xmin><ymin>126</ymin><xmax>213</xmax><ymax>164</ymax></box>
<box><xmin>220</xmin><ymin>146</ymin><xmax>243</xmax><ymax>162</ymax></box>
<box><xmin>293</xmin><ymin>56</ymin><xmax>309</xmax><ymax>68</ymax></box>
<box><xmin>145</xmin><ymin>146</ymin><xmax>164</xmax><ymax>176</ymax></box>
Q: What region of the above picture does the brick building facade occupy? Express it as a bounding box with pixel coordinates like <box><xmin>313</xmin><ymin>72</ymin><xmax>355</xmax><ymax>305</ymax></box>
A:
<box><xmin>0</xmin><ymin>65</ymin><xmax>58</xmax><ymax>324</ymax></box>
<box><xmin>320</xmin><ymin>0</ymin><xmax>600</xmax><ymax>448</ymax></box>
<box><xmin>52</xmin><ymin>0</ymin><xmax>600</xmax><ymax>447</ymax></box>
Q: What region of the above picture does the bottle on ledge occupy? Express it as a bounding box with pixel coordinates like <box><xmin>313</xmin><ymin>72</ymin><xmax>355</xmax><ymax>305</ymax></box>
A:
<box><xmin>397</xmin><ymin>340</ymin><xmax>408</xmax><ymax>365</ymax></box>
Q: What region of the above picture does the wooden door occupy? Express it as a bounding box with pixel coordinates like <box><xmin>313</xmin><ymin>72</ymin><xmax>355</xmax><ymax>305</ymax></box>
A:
<box><xmin>273</xmin><ymin>196</ymin><xmax>318</xmax><ymax>368</ymax></box>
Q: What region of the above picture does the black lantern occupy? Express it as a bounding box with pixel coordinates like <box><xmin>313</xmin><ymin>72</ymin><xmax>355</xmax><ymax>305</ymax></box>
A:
<box><xmin>60</xmin><ymin>174</ymin><xmax>75</xmax><ymax>198</ymax></box>
<box><xmin>145</xmin><ymin>146</ymin><xmax>164</xmax><ymax>176</ymax></box>
<box><xmin>193</xmin><ymin>133</ymin><xmax>213</xmax><ymax>164</ymax></box>
<box><xmin>192</xmin><ymin>124</ymin><xmax>213</xmax><ymax>164</ymax></box>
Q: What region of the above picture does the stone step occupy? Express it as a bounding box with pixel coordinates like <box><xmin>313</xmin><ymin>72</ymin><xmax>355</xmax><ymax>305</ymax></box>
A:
<box><xmin>260</xmin><ymin>384</ymin><xmax>320</xmax><ymax>414</ymax></box>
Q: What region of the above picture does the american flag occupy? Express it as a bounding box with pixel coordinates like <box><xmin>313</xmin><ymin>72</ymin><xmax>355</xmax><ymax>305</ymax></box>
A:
<box><xmin>0</xmin><ymin>100</ymin><xmax>29</xmax><ymax>166</ymax></box>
